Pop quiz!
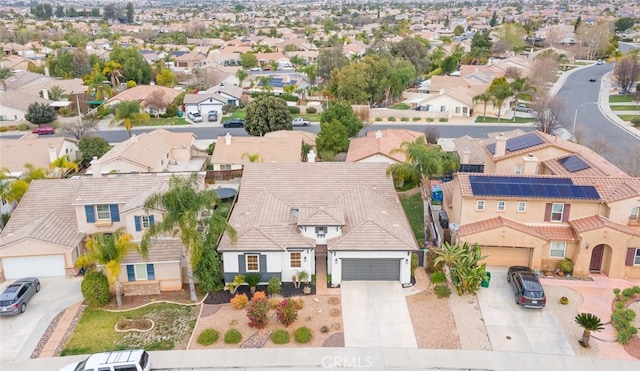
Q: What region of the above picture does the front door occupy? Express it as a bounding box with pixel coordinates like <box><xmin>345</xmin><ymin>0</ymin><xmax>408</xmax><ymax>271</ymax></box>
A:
<box><xmin>589</xmin><ymin>244</ymin><xmax>604</xmax><ymax>271</ymax></box>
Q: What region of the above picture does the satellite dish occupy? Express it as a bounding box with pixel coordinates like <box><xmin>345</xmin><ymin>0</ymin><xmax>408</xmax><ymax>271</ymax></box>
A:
<box><xmin>450</xmin><ymin>223</ymin><xmax>459</xmax><ymax>232</ymax></box>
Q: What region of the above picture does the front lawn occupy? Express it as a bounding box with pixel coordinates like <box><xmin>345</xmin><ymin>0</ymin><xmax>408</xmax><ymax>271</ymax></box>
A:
<box><xmin>609</xmin><ymin>95</ymin><xmax>633</xmax><ymax>103</ymax></box>
<box><xmin>61</xmin><ymin>303</ymin><xmax>197</xmax><ymax>355</ymax></box>
<box><xmin>400</xmin><ymin>193</ymin><xmax>424</xmax><ymax>247</ymax></box>
<box><xmin>617</xmin><ymin>115</ymin><xmax>640</xmax><ymax>121</ymax></box>
<box><xmin>610</xmin><ymin>105</ymin><xmax>640</xmax><ymax>111</ymax></box>
<box><xmin>475</xmin><ymin>116</ymin><xmax>536</xmax><ymax>123</ymax></box>
<box><xmin>227</xmin><ymin>109</ymin><xmax>321</xmax><ymax>123</ymax></box>
<box><xmin>132</xmin><ymin>117</ymin><xmax>189</xmax><ymax>127</ymax></box>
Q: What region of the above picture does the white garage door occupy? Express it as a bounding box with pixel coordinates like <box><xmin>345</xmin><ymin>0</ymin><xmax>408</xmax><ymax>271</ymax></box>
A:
<box><xmin>2</xmin><ymin>255</ymin><xmax>65</xmax><ymax>279</ymax></box>
<box><xmin>481</xmin><ymin>247</ymin><xmax>531</xmax><ymax>267</ymax></box>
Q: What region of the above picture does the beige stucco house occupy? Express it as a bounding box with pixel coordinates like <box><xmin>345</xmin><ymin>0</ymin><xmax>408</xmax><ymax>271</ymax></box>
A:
<box><xmin>209</xmin><ymin>133</ymin><xmax>305</xmax><ymax>172</ymax></box>
<box><xmin>345</xmin><ymin>129</ymin><xmax>424</xmax><ymax>163</ymax></box>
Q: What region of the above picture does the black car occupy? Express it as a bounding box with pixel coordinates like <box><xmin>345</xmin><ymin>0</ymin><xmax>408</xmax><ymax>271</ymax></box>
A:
<box><xmin>589</xmin><ymin>77</ymin><xmax>597</xmax><ymax>82</ymax></box>
<box><xmin>222</xmin><ymin>119</ymin><xmax>245</xmax><ymax>128</ymax></box>
<box><xmin>507</xmin><ymin>266</ymin><xmax>546</xmax><ymax>308</ymax></box>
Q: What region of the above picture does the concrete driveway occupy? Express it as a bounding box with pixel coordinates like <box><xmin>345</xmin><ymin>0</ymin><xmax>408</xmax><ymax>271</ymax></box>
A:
<box><xmin>341</xmin><ymin>281</ymin><xmax>417</xmax><ymax>348</ymax></box>
<box><xmin>0</xmin><ymin>276</ymin><xmax>82</xmax><ymax>362</ymax></box>
<box><xmin>477</xmin><ymin>267</ymin><xmax>574</xmax><ymax>355</ymax></box>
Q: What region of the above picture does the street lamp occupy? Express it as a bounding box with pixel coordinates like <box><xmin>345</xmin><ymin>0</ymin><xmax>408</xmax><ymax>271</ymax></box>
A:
<box><xmin>572</xmin><ymin>101</ymin><xmax>597</xmax><ymax>136</ymax></box>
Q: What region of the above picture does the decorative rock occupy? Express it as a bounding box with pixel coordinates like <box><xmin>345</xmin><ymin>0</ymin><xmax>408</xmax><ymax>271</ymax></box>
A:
<box><xmin>313</xmin><ymin>298</ymin><xmax>320</xmax><ymax>303</ymax></box>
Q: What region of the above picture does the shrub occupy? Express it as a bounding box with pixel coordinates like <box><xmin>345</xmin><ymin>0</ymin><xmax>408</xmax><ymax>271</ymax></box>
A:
<box><xmin>430</xmin><ymin>271</ymin><xmax>446</xmax><ymax>284</ymax></box>
<box><xmin>622</xmin><ymin>287</ymin><xmax>635</xmax><ymax>297</ymax></box>
<box><xmin>305</xmin><ymin>106</ymin><xmax>317</xmax><ymax>114</ymax></box>
<box><xmin>439</xmin><ymin>118</ymin><xmax>448</xmax><ymax>122</ymax></box>
<box><xmin>388</xmin><ymin>116</ymin><xmax>396</xmax><ymax>121</ymax></box>
<box><xmin>17</xmin><ymin>124</ymin><xmax>29</xmax><ymax>131</ymax></box>
<box><xmin>7</xmin><ymin>125</ymin><xmax>17</xmax><ymax>131</ymax></box>
<box><xmin>0</xmin><ymin>127</ymin><xmax>7</xmax><ymax>132</ymax></box>
<box><xmin>245</xmin><ymin>272</ymin><xmax>262</xmax><ymax>287</ymax></box>
<box><xmin>80</xmin><ymin>270</ymin><xmax>110</xmax><ymax>307</ymax></box>
<box><xmin>288</xmin><ymin>106</ymin><xmax>301</xmax><ymax>114</ymax></box>
<box><xmin>276</xmin><ymin>298</ymin><xmax>299</xmax><ymax>327</ymax></box>
<box><xmin>391</xmin><ymin>103</ymin><xmax>411</xmax><ymax>110</ymax></box>
<box><xmin>433</xmin><ymin>284</ymin><xmax>452</xmax><ymax>298</ymax></box>
<box><xmin>224</xmin><ymin>329</ymin><xmax>242</xmax><ymax>344</ymax></box>
<box><xmin>268</xmin><ymin>295</ymin><xmax>282</xmax><ymax>309</ymax></box>
<box><xmin>292</xmin><ymin>297</ymin><xmax>304</xmax><ymax>310</ymax></box>
<box><xmin>246</xmin><ymin>297</ymin><xmax>270</xmax><ymax>329</ymax></box>
<box><xmin>615</xmin><ymin>301</ymin><xmax>625</xmax><ymax>310</ymax></box>
<box><xmin>412</xmin><ymin>117</ymin><xmax>421</xmax><ymax>121</ymax></box>
<box><xmin>294</xmin><ymin>326</ymin><xmax>312</xmax><ymax>343</ymax></box>
<box><xmin>197</xmin><ymin>329</ymin><xmax>219</xmax><ymax>346</ymax></box>
<box><xmin>557</xmin><ymin>258</ymin><xmax>574</xmax><ymax>274</ymax></box>
<box><xmin>426</xmin><ymin>117</ymin><xmax>434</xmax><ymax>122</ymax></box>
<box><xmin>230</xmin><ymin>293</ymin><xmax>248</xmax><ymax>309</ymax></box>
<box><xmin>267</xmin><ymin>276</ymin><xmax>281</xmax><ymax>295</ymax></box>
<box><xmin>251</xmin><ymin>291</ymin><xmax>266</xmax><ymax>301</ymax></box>
<box><xmin>631</xmin><ymin>116</ymin><xmax>640</xmax><ymax>126</ymax></box>
<box><xmin>375</xmin><ymin>117</ymin><xmax>382</xmax><ymax>121</ymax></box>
<box><xmin>401</xmin><ymin>117</ymin><xmax>409</xmax><ymax>122</ymax></box>
<box><xmin>425</xmin><ymin>248</ymin><xmax>445</xmax><ymax>273</ymax></box>
<box><xmin>613</xmin><ymin>288</ymin><xmax>621</xmax><ymax>295</ymax></box>
<box><xmin>271</xmin><ymin>329</ymin><xmax>290</xmax><ymax>344</ymax></box>
<box><xmin>633</xmin><ymin>285</ymin><xmax>640</xmax><ymax>294</ymax></box>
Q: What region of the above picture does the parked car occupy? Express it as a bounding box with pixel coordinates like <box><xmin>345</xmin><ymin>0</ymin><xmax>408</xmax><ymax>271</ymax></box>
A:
<box><xmin>208</xmin><ymin>111</ymin><xmax>218</xmax><ymax>122</ymax></box>
<box><xmin>187</xmin><ymin>111</ymin><xmax>203</xmax><ymax>123</ymax></box>
<box><xmin>507</xmin><ymin>266</ymin><xmax>546</xmax><ymax>308</ymax></box>
<box><xmin>596</xmin><ymin>59</ymin><xmax>603</xmax><ymax>65</ymax></box>
<box><xmin>59</xmin><ymin>349</ymin><xmax>151</xmax><ymax>371</ymax></box>
<box><xmin>589</xmin><ymin>77</ymin><xmax>597</xmax><ymax>82</ymax></box>
<box><xmin>32</xmin><ymin>125</ymin><xmax>55</xmax><ymax>135</ymax></box>
<box><xmin>249</xmin><ymin>67</ymin><xmax>260</xmax><ymax>71</ymax></box>
<box><xmin>0</xmin><ymin>277</ymin><xmax>40</xmax><ymax>316</ymax></box>
<box><xmin>513</xmin><ymin>103</ymin><xmax>532</xmax><ymax>113</ymax></box>
<box><xmin>292</xmin><ymin>117</ymin><xmax>310</xmax><ymax>127</ymax></box>
<box><xmin>222</xmin><ymin>118</ymin><xmax>245</xmax><ymax>128</ymax></box>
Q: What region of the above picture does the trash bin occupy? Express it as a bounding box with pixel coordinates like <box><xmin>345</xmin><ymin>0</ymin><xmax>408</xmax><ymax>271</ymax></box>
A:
<box><xmin>177</xmin><ymin>111</ymin><xmax>184</xmax><ymax>118</ymax></box>
<box><xmin>481</xmin><ymin>272</ymin><xmax>491</xmax><ymax>288</ymax></box>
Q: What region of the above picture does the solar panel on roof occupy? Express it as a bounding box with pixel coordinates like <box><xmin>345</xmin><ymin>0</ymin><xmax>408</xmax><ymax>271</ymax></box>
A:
<box><xmin>559</xmin><ymin>155</ymin><xmax>591</xmax><ymax>172</ymax></box>
<box><xmin>468</xmin><ymin>176</ymin><xmax>572</xmax><ymax>185</ymax></box>
<box><xmin>505</xmin><ymin>133</ymin><xmax>545</xmax><ymax>152</ymax></box>
<box><xmin>468</xmin><ymin>175</ymin><xmax>599</xmax><ymax>199</ymax></box>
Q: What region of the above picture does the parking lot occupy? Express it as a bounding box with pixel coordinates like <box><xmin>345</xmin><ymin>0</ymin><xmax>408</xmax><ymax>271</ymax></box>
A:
<box><xmin>477</xmin><ymin>266</ymin><xmax>574</xmax><ymax>355</ymax></box>
<box><xmin>0</xmin><ymin>276</ymin><xmax>82</xmax><ymax>362</ymax></box>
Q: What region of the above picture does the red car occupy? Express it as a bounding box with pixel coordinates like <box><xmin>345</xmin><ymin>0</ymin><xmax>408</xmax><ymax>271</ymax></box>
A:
<box><xmin>32</xmin><ymin>125</ymin><xmax>55</xmax><ymax>135</ymax></box>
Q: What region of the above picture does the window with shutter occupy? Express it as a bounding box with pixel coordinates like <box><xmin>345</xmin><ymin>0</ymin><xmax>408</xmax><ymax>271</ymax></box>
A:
<box><xmin>85</xmin><ymin>205</ymin><xmax>96</xmax><ymax>223</ymax></box>
<box><xmin>625</xmin><ymin>248</ymin><xmax>637</xmax><ymax>266</ymax></box>
<box><xmin>134</xmin><ymin>216</ymin><xmax>141</xmax><ymax>231</ymax></box>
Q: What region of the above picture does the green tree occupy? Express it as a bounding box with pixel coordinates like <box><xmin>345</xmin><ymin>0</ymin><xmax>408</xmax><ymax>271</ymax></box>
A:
<box><xmin>109</xmin><ymin>46</ymin><xmax>152</xmax><ymax>84</ymax></box>
<box><xmin>80</xmin><ymin>270</ymin><xmax>110</xmax><ymax>307</ymax></box>
<box><xmin>125</xmin><ymin>2</ymin><xmax>134</xmax><ymax>24</ymax></box>
<box><xmin>489</xmin><ymin>12</ymin><xmax>498</xmax><ymax>27</ymax></box>
<box><xmin>327</xmin><ymin>62</ymin><xmax>370</xmax><ymax>104</ymax></box>
<box><xmin>434</xmin><ymin>242</ymin><xmax>487</xmax><ymax>296</ymax></box>
<box><xmin>509</xmin><ymin>77</ymin><xmax>536</xmax><ymax>121</ymax></box>
<box><xmin>71</xmin><ymin>49</ymin><xmax>92</xmax><ymax>78</ymax></box>
<box><xmin>75</xmin><ymin>228</ymin><xmax>141</xmax><ymax>308</ymax></box>
<box><xmin>1</xmin><ymin>164</ymin><xmax>49</xmax><ymax>203</ymax></box>
<box><xmin>496</xmin><ymin>24</ymin><xmax>527</xmax><ymax>53</ymax></box>
<box><xmin>244</xmin><ymin>95</ymin><xmax>292</xmax><ymax>136</ymax></box>
<box><xmin>55</xmin><ymin>5</ymin><xmax>65</xmax><ymax>18</ymax></box>
<box><xmin>142</xmin><ymin>174</ymin><xmax>237</xmax><ymax>302</ymax></box>
<box><xmin>574</xmin><ymin>15</ymin><xmax>582</xmax><ymax>33</ymax></box>
<box><xmin>110</xmin><ymin>100</ymin><xmax>150</xmax><ymax>137</ymax></box>
<box><xmin>320</xmin><ymin>102</ymin><xmax>363</xmax><ymax>138</ymax></box>
<box><xmin>50</xmin><ymin>154</ymin><xmax>78</xmax><ymax>178</ymax></box>
<box><xmin>78</xmin><ymin>136</ymin><xmax>111</xmax><ymax>166</ymax></box>
<box><xmin>464</xmin><ymin>32</ymin><xmax>493</xmax><ymax>65</ymax></box>
<box><xmin>615</xmin><ymin>17</ymin><xmax>636</xmax><ymax>33</ymax></box>
<box><xmin>316</xmin><ymin>119</ymin><xmax>349</xmax><ymax>161</ymax></box>
<box><xmin>194</xmin><ymin>204</ymin><xmax>230</xmax><ymax>292</ymax></box>
<box><xmin>0</xmin><ymin>67</ymin><xmax>15</xmax><ymax>90</ymax></box>
<box><xmin>389</xmin><ymin>37</ymin><xmax>430</xmax><ymax>75</ymax></box>
<box><xmin>574</xmin><ymin>313</ymin><xmax>604</xmax><ymax>348</ymax></box>
<box><xmin>385</xmin><ymin>136</ymin><xmax>460</xmax><ymax>186</ymax></box>
<box><xmin>317</xmin><ymin>46</ymin><xmax>349</xmax><ymax>82</ymax></box>
<box><xmin>487</xmin><ymin>77</ymin><xmax>512</xmax><ymax>119</ymax></box>
<box><xmin>473</xmin><ymin>92</ymin><xmax>493</xmax><ymax>120</ymax></box>
<box><xmin>239</xmin><ymin>53</ymin><xmax>259</xmax><ymax>69</ymax></box>
<box><xmin>441</xmin><ymin>56</ymin><xmax>459</xmax><ymax>75</ymax></box>
<box><xmin>453</xmin><ymin>25</ymin><xmax>465</xmax><ymax>36</ymax></box>
<box><xmin>47</xmin><ymin>85</ymin><xmax>66</xmax><ymax>101</ymax></box>
<box><xmin>25</xmin><ymin>102</ymin><xmax>56</xmax><ymax>125</ymax></box>
<box><xmin>156</xmin><ymin>68</ymin><xmax>177</xmax><ymax>87</ymax></box>
<box><xmin>235</xmin><ymin>69</ymin><xmax>248</xmax><ymax>88</ymax></box>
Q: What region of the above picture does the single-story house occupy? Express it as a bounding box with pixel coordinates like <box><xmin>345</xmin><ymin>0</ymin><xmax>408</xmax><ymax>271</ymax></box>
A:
<box><xmin>346</xmin><ymin>129</ymin><xmax>424</xmax><ymax>163</ymax></box>
<box><xmin>183</xmin><ymin>94</ymin><xmax>227</xmax><ymax>119</ymax></box>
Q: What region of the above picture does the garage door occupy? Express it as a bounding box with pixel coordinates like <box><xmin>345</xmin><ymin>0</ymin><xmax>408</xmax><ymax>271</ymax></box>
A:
<box><xmin>481</xmin><ymin>247</ymin><xmax>531</xmax><ymax>267</ymax></box>
<box><xmin>2</xmin><ymin>255</ymin><xmax>65</xmax><ymax>279</ymax></box>
<box><xmin>342</xmin><ymin>259</ymin><xmax>400</xmax><ymax>281</ymax></box>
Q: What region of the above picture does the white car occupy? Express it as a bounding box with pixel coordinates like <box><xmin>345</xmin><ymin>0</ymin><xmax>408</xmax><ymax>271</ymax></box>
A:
<box><xmin>187</xmin><ymin>111</ymin><xmax>203</xmax><ymax>123</ymax></box>
<box><xmin>60</xmin><ymin>349</ymin><xmax>151</xmax><ymax>371</ymax></box>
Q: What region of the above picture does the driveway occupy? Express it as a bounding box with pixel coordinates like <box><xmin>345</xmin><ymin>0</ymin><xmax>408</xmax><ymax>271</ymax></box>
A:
<box><xmin>0</xmin><ymin>276</ymin><xmax>82</xmax><ymax>362</ymax></box>
<box><xmin>341</xmin><ymin>281</ymin><xmax>417</xmax><ymax>348</ymax></box>
<box><xmin>476</xmin><ymin>267</ymin><xmax>574</xmax><ymax>355</ymax></box>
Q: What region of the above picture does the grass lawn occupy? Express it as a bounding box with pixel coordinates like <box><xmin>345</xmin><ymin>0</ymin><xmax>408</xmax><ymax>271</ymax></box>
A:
<box><xmin>225</xmin><ymin>109</ymin><xmax>321</xmax><ymax>122</ymax></box>
<box><xmin>132</xmin><ymin>117</ymin><xmax>189</xmax><ymax>127</ymax></box>
<box><xmin>610</xmin><ymin>105</ymin><xmax>640</xmax><ymax>111</ymax></box>
<box><xmin>400</xmin><ymin>193</ymin><xmax>424</xmax><ymax>247</ymax></box>
<box><xmin>476</xmin><ymin>116</ymin><xmax>536</xmax><ymax>123</ymax></box>
<box><xmin>617</xmin><ymin>115</ymin><xmax>640</xmax><ymax>121</ymax></box>
<box><xmin>609</xmin><ymin>95</ymin><xmax>633</xmax><ymax>103</ymax></box>
<box><xmin>61</xmin><ymin>303</ymin><xmax>197</xmax><ymax>356</ymax></box>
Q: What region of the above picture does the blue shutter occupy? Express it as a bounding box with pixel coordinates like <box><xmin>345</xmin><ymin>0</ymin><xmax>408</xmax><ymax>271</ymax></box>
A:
<box><xmin>238</xmin><ymin>255</ymin><xmax>246</xmax><ymax>273</ymax></box>
<box><xmin>126</xmin><ymin>265</ymin><xmax>135</xmax><ymax>281</ymax></box>
<box><xmin>85</xmin><ymin>205</ymin><xmax>95</xmax><ymax>223</ymax></box>
<box><xmin>110</xmin><ymin>204</ymin><xmax>120</xmax><ymax>222</ymax></box>
<box><xmin>148</xmin><ymin>215</ymin><xmax>155</xmax><ymax>226</ymax></box>
<box><xmin>134</xmin><ymin>216</ymin><xmax>141</xmax><ymax>231</ymax></box>
<box><xmin>259</xmin><ymin>255</ymin><xmax>267</xmax><ymax>273</ymax></box>
<box><xmin>146</xmin><ymin>264</ymin><xmax>155</xmax><ymax>280</ymax></box>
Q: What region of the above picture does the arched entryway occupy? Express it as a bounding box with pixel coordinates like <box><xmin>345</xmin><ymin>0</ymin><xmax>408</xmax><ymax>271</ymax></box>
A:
<box><xmin>589</xmin><ymin>244</ymin><xmax>612</xmax><ymax>273</ymax></box>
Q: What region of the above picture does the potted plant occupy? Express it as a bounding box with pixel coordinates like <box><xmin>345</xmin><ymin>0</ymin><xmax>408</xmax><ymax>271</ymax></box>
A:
<box><xmin>245</xmin><ymin>272</ymin><xmax>262</xmax><ymax>294</ymax></box>
<box><xmin>557</xmin><ymin>258</ymin><xmax>574</xmax><ymax>276</ymax></box>
<box><xmin>297</xmin><ymin>270</ymin><xmax>309</xmax><ymax>289</ymax></box>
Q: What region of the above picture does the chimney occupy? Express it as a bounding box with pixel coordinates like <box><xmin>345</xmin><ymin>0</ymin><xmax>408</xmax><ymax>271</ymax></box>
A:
<box><xmin>375</xmin><ymin>130</ymin><xmax>383</xmax><ymax>139</ymax></box>
<box><xmin>523</xmin><ymin>153</ymin><xmax>539</xmax><ymax>175</ymax></box>
<box><xmin>461</xmin><ymin>147</ymin><xmax>470</xmax><ymax>164</ymax></box>
<box><xmin>130</xmin><ymin>134</ymin><xmax>137</xmax><ymax>143</ymax></box>
<box><xmin>90</xmin><ymin>156</ymin><xmax>102</xmax><ymax>178</ymax></box>
<box><xmin>225</xmin><ymin>133</ymin><xmax>232</xmax><ymax>145</ymax></box>
<box><xmin>307</xmin><ymin>150</ymin><xmax>316</xmax><ymax>163</ymax></box>
<box><xmin>439</xmin><ymin>88</ymin><xmax>445</xmax><ymax>95</ymax></box>
<box><xmin>494</xmin><ymin>133</ymin><xmax>507</xmax><ymax>157</ymax></box>
<box><xmin>48</xmin><ymin>145</ymin><xmax>57</xmax><ymax>163</ymax></box>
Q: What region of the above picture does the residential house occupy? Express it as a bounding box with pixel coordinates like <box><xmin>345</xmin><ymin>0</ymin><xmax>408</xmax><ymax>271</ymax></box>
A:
<box><xmin>346</xmin><ymin>129</ymin><xmax>424</xmax><ymax>163</ymax></box>
<box><xmin>218</xmin><ymin>163</ymin><xmax>419</xmax><ymax>286</ymax></box>
<box><xmin>0</xmin><ymin>136</ymin><xmax>79</xmax><ymax>178</ymax></box>
<box><xmin>88</xmin><ymin>129</ymin><xmax>208</xmax><ymax>175</ymax></box>
<box><xmin>264</xmin><ymin>130</ymin><xmax>317</xmax><ymax>147</ymax></box>
<box><xmin>183</xmin><ymin>93</ymin><xmax>227</xmax><ymax>118</ymax></box>
<box><xmin>105</xmin><ymin>85</ymin><xmax>183</xmax><ymax>116</ymax></box>
<box><xmin>202</xmin><ymin>84</ymin><xmax>244</xmax><ymax>106</ymax></box>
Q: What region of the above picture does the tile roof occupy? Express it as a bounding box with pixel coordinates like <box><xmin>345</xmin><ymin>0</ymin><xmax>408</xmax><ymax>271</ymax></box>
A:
<box><xmin>453</xmin><ymin>129</ymin><xmax>527</xmax><ymax>165</ymax></box>
<box><xmin>106</xmin><ymin>85</ymin><xmax>182</xmax><ymax>107</ymax></box>
<box><xmin>219</xmin><ymin>163</ymin><xmax>418</xmax><ymax>252</ymax></box>
<box><xmin>345</xmin><ymin>129</ymin><xmax>424</xmax><ymax>162</ymax></box>
<box><xmin>264</xmin><ymin>130</ymin><xmax>317</xmax><ymax>146</ymax></box>
<box><xmin>71</xmin><ymin>176</ymin><xmax>168</xmax><ymax>206</ymax></box>
<box><xmin>97</xmin><ymin>132</ymin><xmax>172</xmax><ymax>171</ymax></box>
<box><xmin>210</xmin><ymin>135</ymin><xmax>303</xmax><ymax>164</ymax></box>
<box><xmin>183</xmin><ymin>93</ymin><xmax>226</xmax><ymax>104</ymax></box>
<box><xmin>530</xmin><ymin>226</ymin><xmax>579</xmax><ymax>241</ymax></box>
<box><xmin>298</xmin><ymin>206</ymin><xmax>345</xmax><ymax>226</ymax></box>
<box><xmin>0</xmin><ymin>137</ymin><xmax>77</xmax><ymax>174</ymax></box>
<box><xmin>570</xmin><ymin>177</ymin><xmax>640</xmax><ymax>202</ymax></box>
<box><xmin>121</xmin><ymin>238</ymin><xmax>182</xmax><ymax>264</ymax></box>
<box><xmin>458</xmin><ymin>216</ymin><xmax>546</xmax><ymax>239</ymax></box>
<box><xmin>569</xmin><ymin>215</ymin><xmax>640</xmax><ymax>237</ymax></box>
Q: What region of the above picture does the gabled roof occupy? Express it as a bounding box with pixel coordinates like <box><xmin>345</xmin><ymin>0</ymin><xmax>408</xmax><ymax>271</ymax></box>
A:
<box><xmin>570</xmin><ymin>215</ymin><xmax>640</xmax><ymax>237</ymax></box>
<box><xmin>71</xmin><ymin>176</ymin><xmax>168</xmax><ymax>206</ymax></box>
<box><xmin>121</xmin><ymin>238</ymin><xmax>182</xmax><ymax>264</ymax></box>
<box><xmin>458</xmin><ymin>216</ymin><xmax>546</xmax><ymax>239</ymax></box>
<box><xmin>210</xmin><ymin>135</ymin><xmax>303</xmax><ymax>164</ymax></box>
<box><xmin>0</xmin><ymin>136</ymin><xmax>78</xmax><ymax>174</ymax></box>
<box><xmin>183</xmin><ymin>93</ymin><xmax>227</xmax><ymax>105</ymax></box>
<box><xmin>346</xmin><ymin>129</ymin><xmax>424</xmax><ymax>163</ymax></box>
<box><xmin>298</xmin><ymin>206</ymin><xmax>345</xmax><ymax>226</ymax></box>
<box><xmin>106</xmin><ymin>85</ymin><xmax>182</xmax><ymax>107</ymax></box>
<box><xmin>96</xmin><ymin>132</ymin><xmax>171</xmax><ymax>171</ymax></box>
<box><xmin>453</xmin><ymin>129</ymin><xmax>527</xmax><ymax>165</ymax></box>
<box><xmin>264</xmin><ymin>130</ymin><xmax>317</xmax><ymax>146</ymax></box>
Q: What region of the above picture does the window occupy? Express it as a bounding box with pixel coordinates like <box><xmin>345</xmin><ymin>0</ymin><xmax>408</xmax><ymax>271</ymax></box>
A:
<box><xmin>290</xmin><ymin>252</ymin><xmax>301</xmax><ymax>268</ymax></box>
<box><xmin>476</xmin><ymin>200</ymin><xmax>485</xmax><ymax>211</ymax></box>
<box><xmin>134</xmin><ymin>215</ymin><xmax>154</xmax><ymax>231</ymax></box>
<box><xmin>220</xmin><ymin>164</ymin><xmax>232</xmax><ymax>171</ymax></box>
<box><xmin>551</xmin><ymin>203</ymin><xmax>564</xmax><ymax>222</ymax></box>
<box><xmin>632</xmin><ymin>207</ymin><xmax>639</xmax><ymax>221</ymax></box>
<box><xmin>440</xmin><ymin>106</ymin><xmax>446</xmax><ymax>112</ymax></box>
<box><xmin>126</xmin><ymin>264</ymin><xmax>155</xmax><ymax>281</ymax></box>
<box><xmin>636</xmin><ymin>249</ymin><xmax>640</xmax><ymax>265</ymax></box>
<box><xmin>141</xmin><ymin>216</ymin><xmax>150</xmax><ymax>229</ymax></box>
<box><xmin>455</xmin><ymin>107</ymin><xmax>461</xmax><ymax>113</ymax></box>
<box><xmin>96</xmin><ymin>204</ymin><xmax>111</xmax><ymax>220</ymax></box>
<box><xmin>463</xmin><ymin>107</ymin><xmax>468</xmax><ymax>114</ymax></box>
<box><xmin>517</xmin><ymin>202</ymin><xmax>526</xmax><ymax>213</ymax></box>
<box><xmin>246</xmin><ymin>254</ymin><xmax>259</xmax><ymax>272</ymax></box>
<box><xmin>550</xmin><ymin>241</ymin><xmax>567</xmax><ymax>258</ymax></box>
<box><xmin>497</xmin><ymin>201</ymin><xmax>506</xmax><ymax>212</ymax></box>
<box><xmin>515</xmin><ymin>165</ymin><xmax>523</xmax><ymax>175</ymax></box>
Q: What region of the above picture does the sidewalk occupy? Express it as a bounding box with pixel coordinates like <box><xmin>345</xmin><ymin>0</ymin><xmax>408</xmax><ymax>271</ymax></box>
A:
<box><xmin>597</xmin><ymin>75</ymin><xmax>640</xmax><ymax>140</ymax></box>
<box><xmin>38</xmin><ymin>301</ymin><xmax>83</xmax><ymax>358</ymax></box>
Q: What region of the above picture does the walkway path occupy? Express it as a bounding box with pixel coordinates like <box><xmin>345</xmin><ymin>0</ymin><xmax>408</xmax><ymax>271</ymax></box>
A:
<box><xmin>38</xmin><ymin>301</ymin><xmax>83</xmax><ymax>358</ymax></box>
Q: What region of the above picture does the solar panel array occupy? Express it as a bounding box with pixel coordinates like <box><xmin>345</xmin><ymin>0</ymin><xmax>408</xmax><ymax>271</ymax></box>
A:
<box><xmin>469</xmin><ymin>176</ymin><xmax>600</xmax><ymax>200</ymax></box>
<box><xmin>487</xmin><ymin>132</ymin><xmax>545</xmax><ymax>154</ymax></box>
<box><xmin>559</xmin><ymin>155</ymin><xmax>591</xmax><ymax>173</ymax></box>
<box><xmin>257</xmin><ymin>78</ymin><xmax>298</xmax><ymax>88</ymax></box>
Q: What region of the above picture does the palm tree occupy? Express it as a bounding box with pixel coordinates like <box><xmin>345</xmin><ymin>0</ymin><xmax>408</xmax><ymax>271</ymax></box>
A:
<box><xmin>0</xmin><ymin>66</ymin><xmax>15</xmax><ymax>91</ymax></box>
<box><xmin>386</xmin><ymin>136</ymin><xmax>460</xmax><ymax>186</ymax></box>
<box><xmin>2</xmin><ymin>164</ymin><xmax>49</xmax><ymax>203</ymax></box>
<box><xmin>235</xmin><ymin>69</ymin><xmax>248</xmax><ymax>88</ymax></box>
<box><xmin>75</xmin><ymin>228</ymin><xmax>142</xmax><ymax>308</ymax></box>
<box><xmin>47</xmin><ymin>85</ymin><xmax>67</xmax><ymax>101</ymax></box>
<box><xmin>473</xmin><ymin>92</ymin><xmax>493</xmax><ymax>121</ymax></box>
<box><xmin>574</xmin><ymin>312</ymin><xmax>604</xmax><ymax>348</ymax></box>
<box><xmin>259</xmin><ymin>76</ymin><xmax>274</xmax><ymax>93</ymax></box>
<box><xmin>490</xmin><ymin>85</ymin><xmax>512</xmax><ymax>120</ymax></box>
<box><xmin>142</xmin><ymin>174</ymin><xmax>237</xmax><ymax>302</ymax></box>
<box><xmin>509</xmin><ymin>77</ymin><xmax>536</xmax><ymax>121</ymax></box>
<box><xmin>110</xmin><ymin>101</ymin><xmax>150</xmax><ymax>137</ymax></box>
<box><xmin>241</xmin><ymin>152</ymin><xmax>262</xmax><ymax>162</ymax></box>
<box><xmin>50</xmin><ymin>154</ymin><xmax>79</xmax><ymax>178</ymax></box>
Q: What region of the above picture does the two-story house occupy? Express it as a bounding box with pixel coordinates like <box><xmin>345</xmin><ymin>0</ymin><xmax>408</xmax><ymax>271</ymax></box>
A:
<box><xmin>217</xmin><ymin>162</ymin><xmax>419</xmax><ymax>286</ymax></box>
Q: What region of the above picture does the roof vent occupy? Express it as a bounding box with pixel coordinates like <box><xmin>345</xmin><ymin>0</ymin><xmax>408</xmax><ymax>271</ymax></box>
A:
<box><xmin>290</xmin><ymin>208</ymin><xmax>299</xmax><ymax>217</ymax></box>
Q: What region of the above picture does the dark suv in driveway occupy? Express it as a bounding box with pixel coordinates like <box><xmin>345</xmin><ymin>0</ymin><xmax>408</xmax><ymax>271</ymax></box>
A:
<box><xmin>507</xmin><ymin>266</ymin><xmax>546</xmax><ymax>308</ymax></box>
<box><xmin>222</xmin><ymin>118</ymin><xmax>244</xmax><ymax>128</ymax></box>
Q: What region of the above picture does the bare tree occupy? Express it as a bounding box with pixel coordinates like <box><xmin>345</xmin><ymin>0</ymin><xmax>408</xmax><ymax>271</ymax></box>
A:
<box><xmin>59</xmin><ymin>114</ymin><xmax>99</xmax><ymax>140</ymax></box>
<box><xmin>613</xmin><ymin>56</ymin><xmax>640</xmax><ymax>94</ymax></box>
<box><xmin>545</xmin><ymin>27</ymin><xmax>562</xmax><ymax>48</ymax></box>
<box><xmin>504</xmin><ymin>66</ymin><xmax>522</xmax><ymax>79</ymax></box>
<box><xmin>575</xmin><ymin>21</ymin><xmax>611</xmax><ymax>61</ymax></box>
<box><xmin>144</xmin><ymin>90</ymin><xmax>168</xmax><ymax>118</ymax></box>
<box><xmin>530</xmin><ymin>55</ymin><xmax>559</xmax><ymax>93</ymax></box>
<box><xmin>613</xmin><ymin>142</ymin><xmax>640</xmax><ymax>176</ymax></box>
<box><xmin>586</xmin><ymin>135</ymin><xmax>613</xmax><ymax>156</ymax></box>
<box><xmin>532</xmin><ymin>95</ymin><xmax>565</xmax><ymax>134</ymax></box>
